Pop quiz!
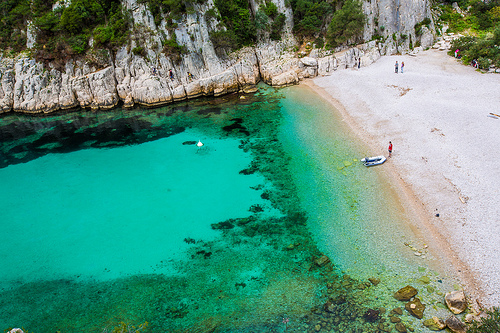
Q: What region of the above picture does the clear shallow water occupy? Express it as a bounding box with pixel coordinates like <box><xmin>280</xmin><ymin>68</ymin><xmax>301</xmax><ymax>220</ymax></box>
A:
<box><xmin>0</xmin><ymin>86</ymin><xmax>457</xmax><ymax>332</ymax></box>
<box><xmin>280</xmin><ymin>86</ymin><xmax>416</xmax><ymax>275</ymax></box>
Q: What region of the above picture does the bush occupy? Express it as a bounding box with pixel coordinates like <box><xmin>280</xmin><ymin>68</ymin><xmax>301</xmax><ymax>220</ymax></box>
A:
<box><xmin>132</xmin><ymin>46</ymin><xmax>146</xmax><ymax>56</ymax></box>
<box><xmin>264</xmin><ymin>1</ymin><xmax>278</xmax><ymax>19</ymax></box>
<box><xmin>59</xmin><ymin>0</ymin><xmax>105</xmax><ymax>35</ymax></box>
<box><xmin>137</xmin><ymin>0</ymin><xmax>185</xmax><ymax>27</ymax></box>
<box><xmin>213</xmin><ymin>0</ymin><xmax>256</xmax><ymax>48</ymax></box>
<box><xmin>93</xmin><ymin>4</ymin><xmax>131</xmax><ymax>49</ymax></box>
<box><xmin>314</xmin><ymin>36</ymin><xmax>325</xmax><ymax>48</ymax></box>
<box><xmin>209</xmin><ymin>30</ymin><xmax>237</xmax><ymax>52</ymax></box>
<box><xmin>30</xmin><ymin>0</ymin><xmax>129</xmax><ymax>62</ymax></box>
<box><xmin>162</xmin><ymin>37</ymin><xmax>187</xmax><ymax>56</ymax></box>
<box><xmin>327</xmin><ymin>0</ymin><xmax>366</xmax><ymax>47</ymax></box>
<box><xmin>414</xmin><ymin>17</ymin><xmax>431</xmax><ymax>35</ymax></box>
<box><xmin>451</xmin><ymin>35</ymin><xmax>500</xmax><ymax>68</ymax></box>
<box><xmin>255</xmin><ymin>9</ymin><xmax>270</xmax><ymax>32</ymax></box>
<box><xmin>291</xmin><ymin>0</ymin><xmax>333</xmax><ymax>37</ymax></box>
<box><xmin>0</xmin><ymin>0</ymin><xmax>31</xmax><ymax>52</ymax></box>
<box><xmin>467</xmin><ymin>307</ymin><xmax>500</xmax><ymax>333</ymax></box>
<box><xmin>270</xmin><ymin>13</ymin><xmax>286</xmax><ymax>41</ymax></box>
<box><xmin>67</xmin><ymin>34</ymin><xmax>89</xmax><ymax>54</ymax></box>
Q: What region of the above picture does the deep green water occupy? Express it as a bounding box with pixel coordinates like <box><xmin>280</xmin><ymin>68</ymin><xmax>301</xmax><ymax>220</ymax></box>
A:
<box><xmin>0</xmin><ymin>85</ymin><xmax>457</xmax><ymax>332</ymax></box>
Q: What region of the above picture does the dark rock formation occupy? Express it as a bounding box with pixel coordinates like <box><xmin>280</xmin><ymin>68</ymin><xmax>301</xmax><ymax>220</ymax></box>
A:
<box><xmin>394</xmin><ymin>285</ymin><xmax>418</xmax><ymax>301</ymax></box>
<box><xmin>405</xmin><ymin>297</ymin><xmax>425</xmax><ymax>319</ymax></box>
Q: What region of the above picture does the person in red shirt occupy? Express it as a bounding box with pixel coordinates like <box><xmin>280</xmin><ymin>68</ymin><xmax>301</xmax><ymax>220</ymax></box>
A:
<box><xmin>388</xmin><ymin>141</ymin><xmax>393</xmax><ymax>157</ymax></box>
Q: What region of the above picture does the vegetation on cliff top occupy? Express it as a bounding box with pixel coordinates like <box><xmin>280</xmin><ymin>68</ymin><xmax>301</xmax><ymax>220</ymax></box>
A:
<box><xmin>438</xmin><ymin>0</ymin><xmax>500</xmax><ymax>69</ymax></box>
<box><xmin>0</xmin><ymin>0</ymin><xmax>131</xmax><ymax>64</ymax></box>
<box><xmin>0</xmin><ymin>0</ymin><xmax>364</xmax><ymax>62</ymax></box>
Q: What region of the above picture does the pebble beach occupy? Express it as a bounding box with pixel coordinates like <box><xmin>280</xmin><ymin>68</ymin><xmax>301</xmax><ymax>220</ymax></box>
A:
<box><xmin>309</xmin><ymin>49</ymin><xmax>500</xmax><ymax>308</ymax></box>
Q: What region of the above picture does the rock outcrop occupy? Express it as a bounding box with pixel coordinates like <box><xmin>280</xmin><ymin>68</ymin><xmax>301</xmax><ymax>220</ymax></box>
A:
<box><xmin>445</xmin><ymin>290</ymin><xmax>467</xmax><ymax>314</ymax></box>
<box><xmin>405</xmin><ymin>297</ymin><xmax>425</xmax><ymax>319</ymax></box>
<box><xmin>394</xmin><ymin>285</ymin><xmax>418</xmax><ymax>301</ymax></box>
<box><xmin>0</xmin><ymin>0</ymin><xmax>434</xmax><ymax>114</ymax></box>
<box><xmin>445</xmin><ymin>315</ymin><xmax>467</xmax><ymax>333</ymax></box>
<box><xmin>423</xmin><ymin>316</ymin><xmax>447</xmax><ymax>331</ymax></box>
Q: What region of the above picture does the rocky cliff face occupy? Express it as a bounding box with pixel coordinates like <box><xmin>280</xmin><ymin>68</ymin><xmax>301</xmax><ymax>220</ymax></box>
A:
<box><xmin>363</xmin><ymin>0</ymin><xmax>435</xmax><ymax>53</ymax></box>
<box><xmin>0</xmin><ymin>0</ymin><xmax>434</xmax><ymax>114</ymax></box>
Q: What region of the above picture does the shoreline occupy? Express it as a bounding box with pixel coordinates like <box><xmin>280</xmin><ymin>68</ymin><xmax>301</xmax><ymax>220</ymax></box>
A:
<box><xmin>301</xmin><ymin>79</ymin><xmax>480</xmax><ymax>296</ymax></box>
<box><xmin>303</xmin><ymin>49</ymin><xmax>500</xmax><ymax>308</ymax></box>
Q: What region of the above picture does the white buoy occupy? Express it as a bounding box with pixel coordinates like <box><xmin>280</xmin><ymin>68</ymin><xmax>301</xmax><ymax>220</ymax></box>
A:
<box><xmin>196</xmin><ymin>140</ymin><xmax>204</xmax><ymax>153</ymax></box>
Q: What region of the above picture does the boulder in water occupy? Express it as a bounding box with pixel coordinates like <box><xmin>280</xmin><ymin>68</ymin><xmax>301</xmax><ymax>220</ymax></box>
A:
<box><xmin>423</xmin><ymin>316</ymin><xmax>446</xmax><ymax>331</ymax></box>
<box><xmin>394</xmin><ymin>285</ymin><xmax>418</xmax><ymax>301</ymax></box>
<box><xmin>363</xmin><ymin>308</ymin><xmax>380</xmax><ymax>322</ymax></box>
<box><xmin>314</xmin><ymin>254</ymin><xmax>331</xmax><ymax>267</ymax></box>
<box><xmin>445</xmin><ymin>290</ymin><xmax>467</xmax><ymax>314</ymax></box>
<box><xmin>405</xmin><ymin>297</ymin><xmax>425</xmax><ymax>319</ymax></box>
<box><xmin>445</xmin><ymin>315</ymin><xmax>466</xmax><ymax>333</ymax></box>
<box><xmin>395</xmin><ymin>322</ymin><xmax>407</xmax><ymax>333</ymax></box>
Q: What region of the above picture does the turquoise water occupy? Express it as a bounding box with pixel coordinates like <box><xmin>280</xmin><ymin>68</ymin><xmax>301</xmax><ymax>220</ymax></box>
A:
<box><xmin>0</xmin><ymin>130</ymin><xmax>271</xmax><ymax>284</ymax></box>
<box><xmin>0</xmin><ymin>86</ymin><xmax>456</xmax><ymax>332</ymax></box>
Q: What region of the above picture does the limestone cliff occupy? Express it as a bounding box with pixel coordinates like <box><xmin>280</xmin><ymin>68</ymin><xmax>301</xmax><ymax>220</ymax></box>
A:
<box><xmin>0</xmin><ymin>0</ymin><xmax>434</xmax><ymax>114</ymax></box>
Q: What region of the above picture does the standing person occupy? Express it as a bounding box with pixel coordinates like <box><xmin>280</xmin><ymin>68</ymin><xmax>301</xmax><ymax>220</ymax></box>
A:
<box><xmin>358</xmin><ymin>57</ymin><xmax>361</xmax><ymax>69</ymax></box>
<box><xmin>455</xmin><ymin>49</ymin><xmax>459</xmax><ymax>58</ymax></box>
<box><xmin>169</xmin><ymin>69</ymin><xmax>174</xmax><ymax>81</ymax></box>
<box><xmin>395</xmin><ymin>61</ymin><xmax>398</xmax><ymax>74</ymax></box>
<box><xmin>401</xmin><ymin>62</ymin><xmax>404</xmax><ymax>73</ymax></box>
<box><xmin>388</xmin><ymin>141</ymin><xmax>393</xmax><ymax>158</ymax></box>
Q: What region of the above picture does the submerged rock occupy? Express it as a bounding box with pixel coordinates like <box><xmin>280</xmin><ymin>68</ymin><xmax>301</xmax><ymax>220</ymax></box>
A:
<box><xmin>363</xmin><ymin>308</ymin><xmax>380</xmax><ymax>322</ymax></box>
<box><xmin>314</xmin><ymin>254</ymin><xmax>331</xmax><ymax>267</ymax></box>
<box><xmin>369</xmin><ymin>277</ymin><xmax>381</xmax><ymax>286</ymax></box>
<box><xmin>395</xmin><ymin>322</ymin><xmax>407</xmax><ymax>333</ymax></box>
<box><xmin>423</xmin><ymin>316</ymin><xmax>447</xmax><ymax>331</ymax></box>
<box><xmin>211</xmin><ymin>221</ymin><xmax>235</xmax><ymax>229</ymax></box>
<box><xmin>324</xmin><ymin>299</ymin><xmax>336</xmax><ymax>313</ymax></box>
<box><xmin>405</xmin><ymin>297</ymin><xmax>425</xmax><ymax>319</ymax></box>
<box><xmin>390</xmin><ymin>316</ymin><xmax>402</xmax><ymax>323</ymax></box>
<box><xmin>445</xmin><ymin>315</ymin><xmax>467</xmax><ymax>333</ymax></box>
<box><xmin>445</xmin><ymin>290</ymin><xmax>467</xmax><ymax>314</ymax></box>
<box><xmin>418</xmin><ymin>276</ymin><xmax>430</xmax><ymax>284</ymax></box>
<box><xmin>391</xmin><ymin>307</ymin><xmax>403</xmax><ymax>315</ymax></box>
<box><xmin>394</xmin><ymin>285</ymin><xmax>418</xmax><ymax>301</ymax></box>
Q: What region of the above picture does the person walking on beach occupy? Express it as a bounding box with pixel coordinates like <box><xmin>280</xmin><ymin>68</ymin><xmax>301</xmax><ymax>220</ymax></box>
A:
<box><xmin>395</xmin><ymin>61</ymin><xmax>398</xmax><ymax>74</ymax></box>
<box><xmin>388</xmin><ymin>141</ymin><xmax>393</xmax><ymax>158</ymax></box>
<box><xmin>401</xmin><ymin>62</ymin><xmax>404</xmax><ymax>73</ymax></box>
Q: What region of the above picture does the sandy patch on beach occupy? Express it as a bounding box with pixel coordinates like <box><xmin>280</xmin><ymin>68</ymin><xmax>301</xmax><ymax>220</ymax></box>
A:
<box><xmin>308</xmin><ymin>49</ymin><xmax>500</xmax><ymax>308</ymax></box>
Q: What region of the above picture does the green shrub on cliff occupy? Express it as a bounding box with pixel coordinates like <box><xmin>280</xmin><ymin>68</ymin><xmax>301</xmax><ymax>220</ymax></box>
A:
<box><xmin>271</xmin><ymin>13</ymin><xmax>287</xmax><ymax>41</ymax></box>
<box><xmin>213</xmin><ymin>0</ymin><xmax>256</xmax><ymax>48</ymax></box>
<box><xmin>32</xmin><ymin>0</ymin><xmax>130</xmax><ymax>60</ymax></box>
<box><xmin>291</xmin><ymin>0</ymin><xmax>334</xmax><ymax>37</ymax></box>
<box><xmin>326</xmin><ymin>0</ymin><xmax>365</xmax><ymax>47</ymax></box>
<box><xmin>93</xmin><ymin>4</ymin><xmax>131</xmax><ymax>50</ymax></box>
<box><xmin>209</xmin><ymin>30</ymin><xmax>238</xmax><ymax>55</ymax></box>
<box><xmin>0</xmin><ymin>0</ymin><xmax>30</xmax><ymax>52</ymax></box>
<box><xmin>255</xmin><ymin>2</ymin><xmax>286</xmax><ymax>41</ymax></box>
